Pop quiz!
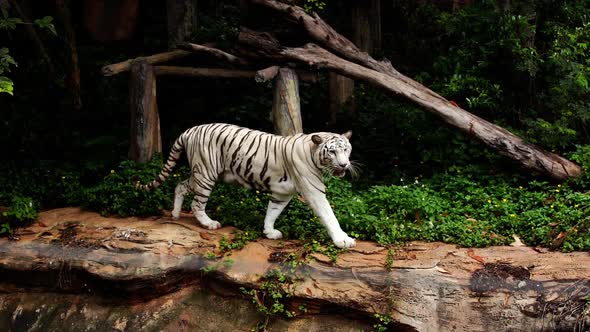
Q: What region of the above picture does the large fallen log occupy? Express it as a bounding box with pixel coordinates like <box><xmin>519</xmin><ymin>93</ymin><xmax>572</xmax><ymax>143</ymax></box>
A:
<box><xmin>1</xmin><ymin>208</ymin><xmax>589</xmax><ymax>331</ymax></box>
<box><xmin>237</xmin><ymin>29</ymin><xmax>582</xmax><ymax>180</ymax></box>
<box><xmin>247</xmin><ymin>0</ymin><xmax>582</xmax><ymax>180</ymax></box>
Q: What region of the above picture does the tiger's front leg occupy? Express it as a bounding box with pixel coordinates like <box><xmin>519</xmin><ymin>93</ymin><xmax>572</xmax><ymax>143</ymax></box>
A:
<box><xmin>303</xmin><ymin>191</ymin><xmax>356</xmax><ymax>249</ymax></box>
<box><xmin>263</xmin><ymin>193</ymin><xmax>293</xmax><ymax>240</ymax></box>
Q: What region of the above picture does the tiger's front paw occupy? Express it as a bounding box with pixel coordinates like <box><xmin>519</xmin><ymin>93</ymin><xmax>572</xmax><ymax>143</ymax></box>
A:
<box><xmin>200</xmin><ymin>220</ymin><xmax>221</xmax><ymax>230</ymax></box>
<box><xmin>264</xmin><ymin>229</ymin><xmax>283</xmax><ymax>240</ymax></box>
<box><xmin>332</xmin><ymin>233</ymin><xmax>356</xmax><ymax>249</ymax></box>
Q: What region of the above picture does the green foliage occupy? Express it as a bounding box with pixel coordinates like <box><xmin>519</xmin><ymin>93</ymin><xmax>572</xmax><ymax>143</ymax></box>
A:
<box><xmin>0</xmin><ymin>9</ymin><xmax>55</xmax><ymax>95</ymax></box>
<box><xmin>384</xmin><ymin>248</ymin><xmax>395</xmax><ymax>271</ymax></box>
<box><xmin>190</xmin><ymin>165</ymin><xmax>590</xmax><ymax>251</ymax></box>
<box><xmin>434</xmin><ymin>1</ymin><xmax>541</xmax><ymax>115</ymax></box>
<box><xmin>351</xmin><ymin>85</ymin><xmax>501</xmax><ymax>180</ymax></box>
<box><xmin>0</xmin><ymin>74</ymin><xmax>13</xmax><ymax>95</ymax></box>
<box><xmin>208</xmin><ymin>184</ymin><xmax>333</xmax><ymax>245</ymax></box>
<box><xmin>0</xmin><ymin>162</ymin><xmax>83</xmax><ymax>209</ymax></box>
<box><xmin>0</xmin><ymin>47</ymin><xmax>16</xmax><ymax>95</ymax></box>
<box><xmin>82</xmin><ymin>156</ymin><xmax>189</xmax><ymax>217</ymax></box>
<box><xmin>567</xmin><ymin>145</ymin><xmax>590</xmax><ymax>187</ymax></box>
<box><xmin>241</xmin><ymin>268</ymin><xmax>295</xmax><ymax>330</ymax></box>
<box><xmin>303</xmin><ymin>0</ymin><xmax>326</xmax><ymax>14</ymax></box>
<box><xmin>201</xmin><ymin>257</ymin><xmax>235</xmax><ymax>274</ymax></box>
<box><xmin>1</xmin><ymin>196</ymin><xmax>38</xmax><ymax>235</ymax></box>
<box><xmin>33</xmin><ymin>16</ymin><xmax>56</xmax><ymax>36</ymax></box>
<box><xmin>537</xmin><ymin>21</ymin><xmax>590</xmax><ymax>147</ymax></box>
<box><xmin>191</xmin><ymin>3</ymin><xmax>239</xmax><ymax>48</ymax></box>
<box><xmin>424</xmin><ymin>0</ymin><xmax>590</xmax><ymax>150</ymax></box>
<box><xmin>372</xmin><ymin>313</ymin><xmax>393</xmax><ymax>332</ymax></box>
<box><xmin>0</xmin><ymin>8</ymin><xmax>22</xmax><ymax>30</ymax></box>
<box><xmin>218</xmin><ymin>230</ymin><xmax>260</xmax><ymax>253</ymax></box>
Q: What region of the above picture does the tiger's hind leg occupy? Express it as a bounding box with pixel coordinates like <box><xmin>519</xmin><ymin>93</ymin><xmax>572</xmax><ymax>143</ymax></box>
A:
<box><xmin>189</xmin><ymin>175</ymin><xmax>221</xmax><ymax>230</ymax></box>
<box><xmin>263</xmin><ymin>193</ymin><xmax>292</xmax><ymax>240</ymax></box>
<box><xmin>171</xmin><ymin>179</ymin><xmax>190</xmax><ymax>220</ymax></box>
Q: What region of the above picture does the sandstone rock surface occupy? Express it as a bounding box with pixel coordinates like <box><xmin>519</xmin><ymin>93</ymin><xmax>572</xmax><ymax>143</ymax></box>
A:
<box><xmin>1</xmin><ymin>208</ymin><xmax>589</xmax><ymax>331</ymax></box>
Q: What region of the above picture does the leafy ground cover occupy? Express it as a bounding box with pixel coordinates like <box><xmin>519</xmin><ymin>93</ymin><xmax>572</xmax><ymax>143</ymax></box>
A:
<box><xmin>1</xmin><ymin>148</ymin><xmax>588</xmax><ymax>251</ymax></box>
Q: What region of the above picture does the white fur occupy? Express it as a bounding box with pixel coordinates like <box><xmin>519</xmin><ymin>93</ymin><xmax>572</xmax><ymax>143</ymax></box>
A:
<box><xmin>158</xmin><ymin>124</ymin><xmax>356</xmax><ymax>249</ymax></box>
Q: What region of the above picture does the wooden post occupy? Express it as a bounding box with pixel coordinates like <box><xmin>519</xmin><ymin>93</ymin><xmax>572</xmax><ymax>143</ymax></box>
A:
<box><xmin>129</xmin><ymin>59</ymin><xmax>162</xmax><ymax>163</ymax></box>
<box><xmin>272</xmin><ymin>68</ymin><xmax>302</xmax><ymax>136</ymax></box>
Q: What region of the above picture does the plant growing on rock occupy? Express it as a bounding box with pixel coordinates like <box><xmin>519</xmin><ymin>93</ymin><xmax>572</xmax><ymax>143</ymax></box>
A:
<box><xmin>241</xmin><ymin>268</ymin><xmax>295</xmax><ymax>331</ymax></box>
<box><xmin>1</xmin><ymin>195</ymin><xmax>37</xmax><ymax>235</ymax></box>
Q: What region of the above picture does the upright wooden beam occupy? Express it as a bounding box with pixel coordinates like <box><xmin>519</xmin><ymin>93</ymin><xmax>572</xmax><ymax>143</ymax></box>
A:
<box><xmin>272</xmin><ymin>68</ymin><xmax>302</xmax><ymax>136</ymax></box>
<box><xmin>129</xmin><ymin>60</ymin><xmax>162</xmax><ymax>163</ymax></box>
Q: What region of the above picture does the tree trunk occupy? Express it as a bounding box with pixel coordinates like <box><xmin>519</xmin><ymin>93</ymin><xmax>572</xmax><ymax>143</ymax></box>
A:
<box><xmin>369</xmin><ymin>0</ymin><xmax>382</xmax><ymax>52</ymax></box>
<box><xmin>328</xmin><ymin>0</ymin><xmax>380</xmax><ymax>126</ymax></box>
<box><xmin>55</xmin><ymin>0</ymin><xmax>82</xmax><ymax>110</ymax></box>
<box><xmin>272</xmin><ymin>68</ymin><xmax>302</xmax><ymax>136</ymax></box>
<box><xmin>166</xmin><ymin>0</ymin><xmax>197</xmax><ymax>49</ymax></box>
<box><xmin>128</xmin><ymin>60</ymin><xmax>162</xmax><ymax>163</ymax></box>
<box><xmin>328</xmin><ymin>72</ymin><xmax>354</xmax><ymax>125</ymax></box>
<box><xmin>351</xmin><ymin>0</ymin><xmax>379</xmax><ymax>54</ymax></box>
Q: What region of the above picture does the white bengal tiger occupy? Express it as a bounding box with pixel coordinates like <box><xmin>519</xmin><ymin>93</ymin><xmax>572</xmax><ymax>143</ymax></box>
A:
<box><xmin>138</xmin><ymin>123</ymin><xmax>357</xmax><ymax>248</ymax></box>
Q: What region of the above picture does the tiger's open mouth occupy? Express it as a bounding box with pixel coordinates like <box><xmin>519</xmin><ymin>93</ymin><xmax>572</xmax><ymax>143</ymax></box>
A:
<box><xmin>332</xmin><ymin>168</ymin><xmax>347</xmax><ymax>177</ymax></box>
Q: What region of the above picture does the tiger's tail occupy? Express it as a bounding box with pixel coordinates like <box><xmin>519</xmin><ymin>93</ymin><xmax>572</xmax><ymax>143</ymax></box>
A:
<box><xmin>136</xmin><ymin>135</ymin><xmax>185</xmax><ymax>191</ymax></box>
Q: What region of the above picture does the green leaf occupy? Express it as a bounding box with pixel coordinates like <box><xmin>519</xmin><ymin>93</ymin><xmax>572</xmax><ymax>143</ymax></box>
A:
<box><xmin>576</xmin><ymin>72</ymin><xmax>588</xmax><ymax>89</ymax></box>
<box><xmin>0</xmin><ymin>47</ymin><xmax>17</xmax><ymax>74</ymax></box>
<box><xmin>0</xmin><ymin>16</ymin><xmax>23</xmax><ymax>30</ymax></box>
<box><xmin>34</xmin><ymin>16</ymin><xmax>56</xmax><ymax>36</ymax></box>
<box><xmin>0</xmin><ymin>76</ymin><xmax>14</xmax><ymax>95</ymax></box>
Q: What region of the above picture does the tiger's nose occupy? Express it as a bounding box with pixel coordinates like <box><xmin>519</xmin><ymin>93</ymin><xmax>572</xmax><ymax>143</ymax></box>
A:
<box><xmin>339</xmin><ymin>162</ymin><xmax>349</xmax><ymax>168</ymax></box>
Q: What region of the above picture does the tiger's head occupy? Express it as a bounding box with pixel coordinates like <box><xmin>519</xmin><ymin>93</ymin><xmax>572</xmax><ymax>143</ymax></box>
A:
<box><xmin>312</xmin><ymin>131</ymin><xmax>356</xmax><ymax>178</ymax></box>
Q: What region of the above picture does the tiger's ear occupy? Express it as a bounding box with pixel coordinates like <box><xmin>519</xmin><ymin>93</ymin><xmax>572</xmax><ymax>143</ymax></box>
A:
<box><xmin>342</xmin><ymin>130</ymin><xmax>352</xmax><ymax>140</ymax></box>
<box><xmin>311</xmin><ymin>135</ymin><xmax>323</xmax><ymax>145</ymax></box>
